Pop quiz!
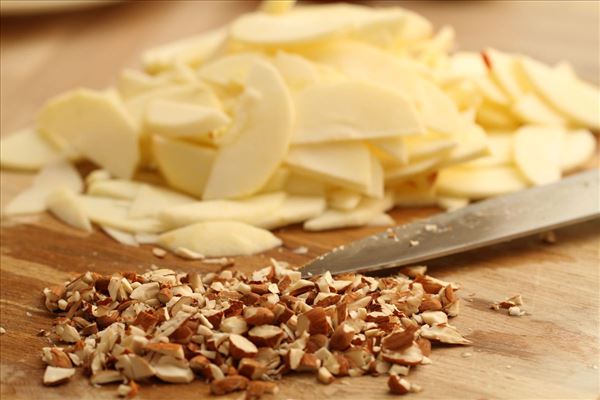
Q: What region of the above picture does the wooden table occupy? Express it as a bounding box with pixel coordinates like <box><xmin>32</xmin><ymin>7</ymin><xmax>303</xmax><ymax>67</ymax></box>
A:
<box><xmin>1</xmin><ymin>1</ymin><xmax>599</xmax><ymax>399</ymax></box>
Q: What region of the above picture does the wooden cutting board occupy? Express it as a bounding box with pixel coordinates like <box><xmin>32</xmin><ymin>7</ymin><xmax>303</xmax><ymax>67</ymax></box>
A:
<box><xmin>1</xmin><ymin>2</ymin><xmax>599</xmax><ymax>399</ymax></box>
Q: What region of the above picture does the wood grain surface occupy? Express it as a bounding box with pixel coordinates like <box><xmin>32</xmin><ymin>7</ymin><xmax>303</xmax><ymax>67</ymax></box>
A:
<box><xmin>1</xmin><ymin>1</ymin><xmax>599</xmax><ymax>400</ymax></box>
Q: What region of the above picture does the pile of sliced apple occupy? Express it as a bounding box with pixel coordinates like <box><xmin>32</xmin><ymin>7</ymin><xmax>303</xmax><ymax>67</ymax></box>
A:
<box><xmin>1</xmin><ymin>1</ymin><xmax>597</xmax><ymax>258</ymax></box>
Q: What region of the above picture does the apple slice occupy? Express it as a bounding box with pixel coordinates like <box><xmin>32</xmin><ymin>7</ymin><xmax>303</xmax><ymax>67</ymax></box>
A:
<box><xmin>273</xmin><ymin>51</ymin><xmax>320</xmax><ymax>90</ymax></box>
<box><xmin>304</xmin><ymin>193</ymin><xmax>393</xmax><ymax>231</ymax></box>
<box><xmin>292</xmin><ymin>80</ymin><xmax>422</xmax><ymax>144</ymax></box>
<box><xmin>38</xmin><ymin>89</ymin><xmax>141</xmax><ymax>179</ymax></box>
<box><xmin>392</xmin><ymin>180</ymin><xmax>437</xmax><ymax>207</ymax></box>
<box><xmin>284</xmin><ymin>173</ymin><xmax>327</xmax><ymax>196</ymax></box>
<box><xmin>369</xmin><ymin>137</ymin><xmax>408</xmax><ymax>165</ymax></box>
<box><xmin>476</xmin><ymin>76</ymin><xmax>510</xmax><ymax>106</ymax></box>
<box><xmin>129</xmin><ymin>184</ymin><xmax>195</xmax><ymax>219</ymax></box>
<box><xmin>328</xmin><ymin>189</ymin><xmax>362</xmax><ymax>211</ymax></box>
<box><xmin>198</xmin><ymin>53</ymin><xmax>265</xmax><ymax>86</ymax></box>
<box><xmin>118</xmin><ymin>69</ymin><xmax>169</xmax><ymax>99</ymax></box>
<box><xmin>142</xmin><ymin>27</ymin><xmax>227</xmax><ymax>73</ymax></box>
<box><xmin>447</xmin><ymin>52</ymin><xmax>487</xmax><ymax>79</ymax></box>
<box><xmin>403</xmin><ymin>132</ymin><xmax>456</xmax><ymax>163</ymax></box>
<box><xmin>307</xmin><ymin>41</ymin><xmax>462</xmax><ymax>136</ymax></box>
<box><xmin>475</xmin><ymin>101</ymin><xmax>520</xmax><ymax>130</ymax></box>
<box><xmin>462</xmin><ymin>131</ymin><xmax>513</xmax><ymax>168</ymax></box>
<box><xmin>367</xmin><ymin>213</ymin><xmax>395</xmax><ymax>226</ymax></box>
<box><xmin>152</xmin><ymin>135</ymin><xmax>216</xmax><ymax>198</ymax></box>
<box><xmin>125</xmin><ymin>83</ymin><xmax>221</xmax><ymax>127</ymax></box>
<box><xmin>560</xmin><ymin>130</ymin><xmax>596</xmax><ymax>173</ymax></box>
<box><xmin>79</xmin><ymin>195</ymin><xmax>165</xmax><ymax>233</ymax></box>
<box><xmin>483</xmin><ymin>48</ymin><xmax>530</xmax><ymax>100</ymax></box>
<box><xmin>0</xmin><ymin>129</ymin><xmax>60</xmax><ymax>171</ymax></box>
<box><xmin>3</xmin><ymin>160</ymin><xmax>82</xmax><ymax>216</ymax></box>
<box><xmin>145</xmin><ymin>99</ymin><xmax>230</xmax><ymax>142</ymax></box>
<box><xmin>412</xmin><ymin>77</ymin><xmax>467</xmax><ymax>137</ymax></box>
<box><xmin>511</xmin><ymin>93</ymin><xmax>567</xmax><ymax>126</ymax></box>
<box><xmin>203</xmin><ymin>60</ymin><xmax>294</xmax><ymax>199</ymax></box>
<box><xmin>366</xmin><ymin>154</ymin><xmax>385</xmax><ymax>199</ymax></box>
<box><xmin>158</xmin><ymin>221</ymin><xmax>282</xmax><ymax>257</ymax></box>
<box><xmin>519</xmin><ymin>56</ymin><xmax>600</xmax><ymax>130</ymax></box>
<box><xmin>439</xmin><ymin>122</ymin><xmax>490</xmax><ymax>167</ymax></box>
<box><xmin>256</xmin><ymin>195</ymin><xmax>326</xmax><ymax>230</ymax></box>
<box><xmin>513</xmin><ymin>125</ymin><xmax>564</xmax><ymax>185</ymax></box>
<box><xmin>286</xmin><ymin>142</ymin><xmax>372</xmax><ymax>193</ymax></box>
<box><xmin>101</xmin><ymin>226</ymin><xmax>139</xmax><ymax>247</ymax></box>
<box><xmin>87</xmin><ymin>179</ymin><xmax>142</xmax><ymax>200</ymax></box>
<box><xmin>385</xmin><ymin>154</ymin><xmax>445</xmax><ymax>184</ymax></box>
<box><xmin>436</xmin><ymin>166</ymin><xmax>529</xmax><ymax>199</ymax></box>
<box><xmin>230</xmin><ymin>4</ymin><xmax>402</xmax><ymax>46</ymax></box>
<box><xmin>258</xmin><ymin>168</ymin><xmax>290</xmax><ymax>194</ymax></box>
<box><xmin>159</xmin><ymin>192</ymin><xmax>286</xmax><ymax>229</ymax></box>
<box><xmin>437</xmin><ymin>196</ymin><xmax>469</xmax><ymax>212</ymax></box>
<box><xmin>47</xmin><ymin>188</ymin><xmax>92</xmax><ymax>232</ymax></box>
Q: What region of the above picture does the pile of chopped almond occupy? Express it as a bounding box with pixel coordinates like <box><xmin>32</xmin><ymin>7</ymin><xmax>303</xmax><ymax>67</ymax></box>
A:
<box><xmin>40</xmin><ymin>262</ymin><xmax>470</xmax><ymax>397</ymax></box>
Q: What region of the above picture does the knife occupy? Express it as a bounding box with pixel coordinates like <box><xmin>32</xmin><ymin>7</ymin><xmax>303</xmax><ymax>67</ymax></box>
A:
<box><xmin>301</xmin><ymin>168</ymin><xmax>600</xmax><ymax>278</ymax></box>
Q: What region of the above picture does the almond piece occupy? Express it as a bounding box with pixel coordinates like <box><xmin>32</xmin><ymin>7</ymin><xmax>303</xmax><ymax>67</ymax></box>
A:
<box><xmin>420</xmin><ymin>324</ymin><xmax>471</xmax><ymax>345</ymax></box>
<box><xmin>238</xmin><ymin>358</ymin><xmax>266</xmax><ymax>380</ymax></box>
<box><xmin>314</xmin><ymin>293</ymin><xmax>341</xmax><ymax>307</ymax></box>
<box><xmin>285</xmin><ymin>279</ymin><xmax>315</xmax><ymax>296</ymax></box>
<box><xmin>246</xmin><ymin>381</ymin><xmax>279</xmax><ymax>400</ymax></box>
<box><xmin>54</xmin><ymin>322</ymin><xmax>81</xmax><ymax>343</ymax></box>
<box><xmin>243</xmin><ymin>306</ymin><xmax>275</xmax><ymax>326</ymax></box>
<box><xmin>334</xmin><ymin>354</ymin><xmax>350</xmax><ymax>376</ymax></box>
<box><xmin>416</xmin><ymin>337</ymin><xmax>432</xmax><ymax>357</ymax></box>
<box><xmin>414</xmin><ymin>275</ymin><xmax>443</xmax><ymax>294</ymax></box>
<box><xmin>388</xmin><ymin>375</ymin><xmax>411</xmax><ymax>395</ymax></box>
<box><xmin>157</xmin><ymin>287</ymin><xmax>173</xmax><ymax>304</ymax></box>
<box><xmin>117</xmin><ymin>380</ymin><xmax>139</xmax><ymax>398</ymax></box>
<box><xmin>317</xmin><ymin>366</ymin><xmax>335</xmax><ymax>384</ymax></box>
<box><xmin>204</xmin><ymin>363</ymin><xmax>225</xmax><ymax>381</ymax></box>
<box><xmin>133</xmin><ymin>311</ymin><xmax>159</xmax><ymax>332</ymax></box>
<box><xmin>273</xmin><ymin>303</ymin><xmax>294</xmax><ymax>324</ymax></box>
<box><xmin>229</xmin><ymin>334</ymin><xmax>258</xmax><ymax>359</ymax></box>
<box><xmin>297</xmin><ymin>307</ymin><xmax>330</xmax><ymax>336</ymax></box>
<box><xmin>247</xmin><ymin>325</ymin><xmax>284</xmax><ymax>347</ymax></box>
<box><xmin>381</xmin><ymin>343</ymin><xmax>423</xmax><ymax>365</ymax></box>
<box><xmin>250</xmin><ymin>283</ymin><xmax>270</xmax><ymax>295</ymax></box>
<box><xmin>220</xmin><ymin>316</ymin><xmax>248</xmax><ymax>335</ymax></box>
<box><xmin>153</xmin><ymin>355</ymin><xmax>195</xmax><ymax>383</ymax></box>
<box><xmin>90</xmin><ymin>370</ymin><xmax>124</xmax><ymax>385</ymax></box>
<box><xmin>440</xmin><ymin>285</ymin><xmax>456</xmax><ymax>305</ymax></box>
<box><xmin>43</xmin><ymin>366</ymin><xmax>75</xmax><ymax>386</ymax></box>
<box><xmin>418</xmin><ymin>296</ymin><xmax>443</xmax><ymax>312</ymax></box>
<box><xmin>306</xmin><ymin>334</ymin><xmax>328</xmax><ymax>353</ymax></box>
<box><xmin>287</xmin><ymin>348</ymin><xmax>305</xmax><ymax>370</ymax></box>
<box><xmin>115</xmin><ymin>354</ymin><xmax>155</xmax><ymax>380</ymax></box>
<box><xmin>129</xmin><ymin>282</ymin><xmax>160</xmax><ymax>301</ymax></box>
<box><xmin>255</xmin><ymin>347</ymin><xmax>281</xmax><ymax>370</ymax></box>
<box><xmin>210</xmin><ymin>375</ymin><xmax>249</xmax><ymax>395</ymax></box>
<box><xmin>41</xmin><ymin>347</ymin><xmax>73</xmax><ymax>368</ymax></box>
<box><xmin>381</xmin><ymin>326</ymin><xmax>417</xmax><ymax>352</ymax></box>
<box><xmin>297</xmin><ymin>353</ymin><xmax>321</xmax><ymax>372</ymax></box>
<box><xmin>189</xmin><ymin>355</ymin><xmax>211</xmax><ymax>374</ymax></box>
<box><xmin>420</xmin><ymin>311</ymin><xmax>448</xmax><ymax>326</ymax></box>
<box><xmin>240</xmin><ymin>292</ymin><xmax>261</xmax><ymax>306</ymax></box>
<box><xmin>344</xmin><ymin>348</ymin><xmax>372</xmax><ymax>369</ymax></box>
<box><xmin>329</xmin><ymin>323</ymin><xmax>355</xmax><ymax>351</ymax></box>
<box><xmin>145</xmin><ymin>342</ymin><xmax>185</xmax><ymax>359</ymax></box>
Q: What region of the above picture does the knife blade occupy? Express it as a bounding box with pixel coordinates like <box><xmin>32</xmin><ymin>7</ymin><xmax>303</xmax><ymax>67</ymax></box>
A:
<box><xmin>301</xmin><ymin>168</ymin><xmax>600</xmax><ymax>278</ymax></box>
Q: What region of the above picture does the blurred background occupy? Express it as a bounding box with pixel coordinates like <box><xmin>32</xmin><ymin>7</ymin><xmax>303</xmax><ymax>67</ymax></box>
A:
<box><xmin>1</xmin><ymin>0</ymin><xmax>599</xmax><ymax>135</ymax></box>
